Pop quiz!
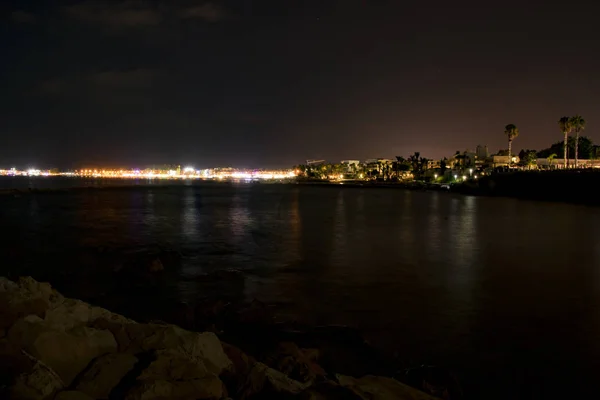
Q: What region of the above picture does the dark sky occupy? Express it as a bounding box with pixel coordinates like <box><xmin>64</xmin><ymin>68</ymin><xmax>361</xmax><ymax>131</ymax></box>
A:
<box><xmin>2</xmin><ymin>0</ymin><xmax>600</xmax><ymax>168</ymax></box>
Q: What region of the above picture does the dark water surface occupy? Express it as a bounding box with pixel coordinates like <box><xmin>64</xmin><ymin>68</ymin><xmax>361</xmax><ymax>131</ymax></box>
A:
<box><xmin>2</xmin><ymin>177</ymin><xmax>600</xmax><ymax>399</ymax></box>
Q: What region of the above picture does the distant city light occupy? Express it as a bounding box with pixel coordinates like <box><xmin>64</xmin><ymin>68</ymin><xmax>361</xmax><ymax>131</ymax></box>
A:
<box><xmin>183</xmin><ymin>167</ymin><xmax>194</xmax><ymax>173</ymax></box>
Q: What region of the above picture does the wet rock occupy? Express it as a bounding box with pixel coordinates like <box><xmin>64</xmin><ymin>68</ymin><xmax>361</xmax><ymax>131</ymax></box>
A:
<box><xmin>238</xmin><ymin>362</ymin><xmax>311</xmax><ymax>399</ymax></box>
<box><xmin>9</xmin><ymin>355</ymin><xmax>64</xmax><ymax>400</ymax></box>
<box><xmin>8</xmin><ymin>317</ymin><xmax>117</xmax><ymax>386</ymax></box>
<box><xmin>336</xmin><ymin>375</ymin><xmax>439</xmax><ymax>400</ymax></box>
<box><xmin>75</xmin><ymin>353</ymin><xmax>138</xmax><ymax>399</ymax></box>
<box><xmin>54</xmin><ymin>391</ymin><xmax>94</xmax><ymax>400</ymax></box>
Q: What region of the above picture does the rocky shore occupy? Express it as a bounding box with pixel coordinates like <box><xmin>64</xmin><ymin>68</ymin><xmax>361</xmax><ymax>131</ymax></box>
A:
<box><xmin>0</xmin><ymin>276</ymin><xmax>447</xmax><ymax>400</ymax></box>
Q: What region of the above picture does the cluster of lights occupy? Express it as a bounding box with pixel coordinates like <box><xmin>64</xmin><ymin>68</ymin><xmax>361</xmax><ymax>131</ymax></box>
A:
<box><xmin>0</xmin><ymin>166</ymin><xmax>297</xmax><ymax>181</ymax></box>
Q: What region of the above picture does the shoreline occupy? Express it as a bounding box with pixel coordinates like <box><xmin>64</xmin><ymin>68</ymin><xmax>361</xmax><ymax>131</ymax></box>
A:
<box><xmin>0</xmin><ymin>276</ymin><xmax>451</xmax><ymax>399</ymax></box>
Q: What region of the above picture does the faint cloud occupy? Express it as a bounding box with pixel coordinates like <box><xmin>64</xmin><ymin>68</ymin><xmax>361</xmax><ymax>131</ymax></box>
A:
<box><xmin>65</xmin><ymin>1</ymin><xmax>161</xmax><ymax>27</ymax></box>
<box><xmin>11</xmin><ymin>10</ymin><xmax>37</xmax><ymax>24</ymax></box>
<box><xmin>179</xmin><ymin>3</ymin><xmax>227</xmax><ymax>22</ymax></box>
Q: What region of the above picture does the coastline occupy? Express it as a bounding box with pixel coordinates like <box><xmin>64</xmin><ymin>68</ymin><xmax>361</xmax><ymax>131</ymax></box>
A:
<box><xmin>451</xmin><ymin>170</ymin><xmax>600</xmax><ymax>206</ymax></box>
<box><xmin>0</xmin><ymin>276</ymin><xmax>450</xmax><ymax>399</ymax></box>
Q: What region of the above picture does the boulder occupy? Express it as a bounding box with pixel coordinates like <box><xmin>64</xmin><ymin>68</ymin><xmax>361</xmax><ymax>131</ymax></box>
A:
<box><xmin>44</xmin><ymin>298</ymin><xmax>136</xmax><ymax>331</ymax></box>
<box><xmin>54</xmin><ymin>391</ymin><xmax>95</xmax><ymax>400</ymax></box>
<box><xmin>125</xmin><ymin>348</ymin><xmax>224</xmax><ymax>400</ymax></box>
<box><xmin>75</xmin><ymin>353</ymin><xmax>138</xmax><ymax>399</ymax></box>
<box><xmin>0</xmin><ymin>277</ymin><xmax>58</xmax><ymax>329</ymax></box>
<box><xmin>261</xmin><ymin>342</ymin><xmax>326</xmax><ymax>384</ymax></box>
<box><xmin>0</xmin><ymin>340</ymin><xmax>37</xmax><ymax>388</ymax></box>
<box><xmin>336</xmin><ymin>375</ymin><xmax>440</xmax><ymax>400</ymax></box>
<box><xmin>9</xmin><ymin>355</ymin><xmax>64</xmax><ymax>400</ymax></box>
<box><xmin>238</xmin><ymin>362</ymin><xmax>311</xmax><ymax>399</ymax></box>
<box><xmin>124</xmin><ymin>376</ymin><xmax>224</xmax><ymax>400</ymax></box>
<box><xmin>118</xmin><ymin>323</ymin><xmax>232</xmax><ymax>375</ymax></box>
<box><xmin>220</xmin><ymin>342</ymin><xmax>257</xmax><ymax>395</ymax></box>
<box><xmin>298</xmin><ymin>381</ymin><xmax>364</xmax><ymax>400</ymax></box>
<box><xmin>138</xmin><ymin>349</ymin><xmax>209</xmax><ymax>381</ymax></box>
<box><xmin>8</xmin><ymin>318</ymin><xmax>117</xmax><ymax>386</ymax></box>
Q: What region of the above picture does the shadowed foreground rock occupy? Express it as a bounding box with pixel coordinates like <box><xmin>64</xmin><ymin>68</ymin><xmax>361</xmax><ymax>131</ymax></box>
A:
<box><xmin>0</xmin><ymin>277</ymin><xmax>440</xmax><ymax>399</ymax></box>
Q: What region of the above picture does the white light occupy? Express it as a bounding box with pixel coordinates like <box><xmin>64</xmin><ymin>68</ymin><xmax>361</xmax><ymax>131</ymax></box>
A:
<box><xmin>168</xmin><ymin>170</ymin><xmax>177</xmax><ymax>176</ymax></box>
<box><xmin>474</xmin><ymin>175</ymin><xmax>478</xmax><ymax>179</ymax></box>
<box><xmin>462</xmin><ymin>175</ymin><xmax>467</xmax><ymax>181</ymax></box>
<box><xmin>434</xmin><ymin>174</ymin><xmax>438</xmax><ymax>179</ymax></box>
<box><xmin>469</xmin><ymin>168</ymin><xmax>473</xmax><ymax>174</ymax></box>
<box><xmin>183</xmin><ymin>167</ymin><xmax>194</xmax><ymax>173</ymax></box>
<box><xmin>454</xmin><ymin>175</ymin><xmax>458</xmax><ymax>179</ymax></box>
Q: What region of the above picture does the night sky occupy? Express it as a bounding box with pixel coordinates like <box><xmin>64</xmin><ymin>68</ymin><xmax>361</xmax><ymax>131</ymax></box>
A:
<box><xmin>2</xmin><ymin>0</ymin><xmax>600</xmax><ymax>169</ymax></box>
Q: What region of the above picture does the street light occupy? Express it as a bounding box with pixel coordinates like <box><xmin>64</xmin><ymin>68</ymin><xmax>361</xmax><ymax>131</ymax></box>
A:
<box><xmin>454</xmin><ymin>175</ymin><xmax>458</xmax><ymax>180</ymax></box>
<box><xmin>462</xmin><ymin>175</ymin><xmax>467</xmax><ymax>181</ymax></box>
<box><xmin>469</xmin><ymin>168</ymin><xmax>473</xmax><ymax>175</ymax></box>
<box><xmin>434</xmin><ymin>173</ymin><xmax>438</xmax><ymax>179</ymax></box>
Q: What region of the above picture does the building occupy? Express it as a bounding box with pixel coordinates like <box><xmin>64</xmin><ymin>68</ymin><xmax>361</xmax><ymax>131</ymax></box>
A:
<box><xmin>340</xmin><ymin>160</ymin><xmax>360</xmax><ymax>167</ymax></box>
<box><xmin>476</xmin><ymin>145</ymin><xmax>489</xmax><ymax>160</ymax></box>
<box><xmin>491</xmin><ymin>155</ymin><xmax>519</xmax><ymax>167</ymax></box>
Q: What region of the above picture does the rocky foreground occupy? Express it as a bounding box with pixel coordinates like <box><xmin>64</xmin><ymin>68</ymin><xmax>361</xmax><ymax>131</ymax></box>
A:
<box><xmin>0</xmin><ymin>277</ymin><xmax>442</xmax><ymax>400</ymax></box>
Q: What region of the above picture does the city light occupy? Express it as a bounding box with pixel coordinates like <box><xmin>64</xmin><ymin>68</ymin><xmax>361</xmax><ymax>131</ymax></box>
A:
<box><xmin>0</xmin><ymin>166</ymin><xmax>298</xmax><ymax>181</ymax></box>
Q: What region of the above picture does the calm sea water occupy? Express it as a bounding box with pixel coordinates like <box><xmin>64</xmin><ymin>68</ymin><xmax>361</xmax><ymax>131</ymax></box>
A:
<box><xmin>2</xmin><ymin>177</ymin><xmax>600</xmax><ymax>399</ymax></box>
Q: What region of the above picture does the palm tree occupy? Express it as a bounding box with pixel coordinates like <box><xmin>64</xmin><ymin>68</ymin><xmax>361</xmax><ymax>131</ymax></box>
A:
<box><xmin>558</xmin><ymin>116</ymin><xmax>572</xmax><ymax>168</ymax></box>
<box><xmin>504</xmin><ymin>124</ymin><xmax>519</xmax><ymax>167</ymax></box>
<box><xmin>546</xmin><ymin>153</ymin><xmax>557</xmax><ymax>169</ymax></box>
<box><xmin>569</xmin><ymin>115</ymin><xmax>586</xmax><ymax>168</ymax></box>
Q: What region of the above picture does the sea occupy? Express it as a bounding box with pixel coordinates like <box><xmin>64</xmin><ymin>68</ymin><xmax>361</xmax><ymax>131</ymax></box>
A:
<box><xmin>1</xmin><ymin>176</ymin><xmax>599</xmax><ymax>399</ymax></box>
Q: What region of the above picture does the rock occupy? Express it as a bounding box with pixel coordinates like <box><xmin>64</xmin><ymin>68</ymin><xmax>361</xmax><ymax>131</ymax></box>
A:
<box><xmin>44</xmin><ymin>298</ymin><xmax>135</xmax><ymax>331</ymax></box>
<box><xmin>0</xmin><ymin>277</ymin><xmax>58</xmax><ymax>330</ymax></box>
<box><xmin>54</xmin><ymin>391</ymin><xmax>95</xmax><ymax>400</ymax></box>
<box><xmin>220</xmin><ymin>342</ymin><xmax>257</xmax><ymax>396</ymax></box>
<box><xmin>261</xmin><ymin>342</ymin><xmax>326</xmax><ymax>384</ymax></box>
<box><xmin>75</xmin><ymin>353</ymin><xmax>138</xmax><ymax>399</ymax></box>
<box><xmin>402</xmin><ymin>365</ymin><xmax>462</xmax><ymax>400</ymax></box>
<box><xmin>298</xmin><ymin>381</ymin><xmax>364</xmax><ymax>400</ymax></box>
<box><xmin>8</xmin><ymin>318</ymin><xmax>118</xmax><ymax>386</ymax></box>
<box><xmin>139</xmin><ymin>349</ymin><xmax>209</xmax><ymax>381</ymax></box>
<box><xmin>148</xmin><ymin>259</ymin><xmax>164</xmax><ymax>272</ymax></box>
<box><xmin>223</xmin><ymin>342</ymin><xmax>256</xmax><ymax>377</ymax></box>
<box><xmin>126</xmin><ymin>348</ymin><xmax>224</xmax><ymax>400</ymax></box>
<box><xmin>9</xmin><ymin>355</ymin><xmax>64</xmax><ymax>400</ymax></box>
<box><xmin>125</xmin><ymin>376</ymin><xmax>224</xmax><ymax>400</ymax></box>
<box><xmin>238</xmin><ymin>362</ymin><xmax>311</xmax><ymax>399</ymax></box>
<box><xmin>336</xmin><ymin>375</ymin><xmax>440</xmax><ymax>400</ymax></box>
<box><xmin>119</xmin><ymin>323</ymin><xmax>232</xmax><ymax>375</ymax></box>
